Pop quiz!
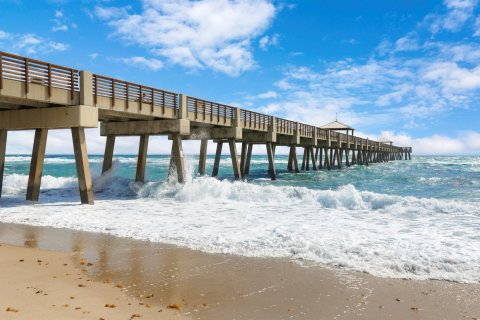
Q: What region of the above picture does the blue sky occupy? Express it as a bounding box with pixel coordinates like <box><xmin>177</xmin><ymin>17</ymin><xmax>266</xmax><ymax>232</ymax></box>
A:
<box><xmin>1</xmin><ymin>0</ymin><xmax>480</xmax><ymax>154</ymax></box>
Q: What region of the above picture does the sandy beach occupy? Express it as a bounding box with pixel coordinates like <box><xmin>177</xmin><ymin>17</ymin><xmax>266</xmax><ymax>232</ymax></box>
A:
<box><xmin>0</xmin><ymin>223</ymin><xmax>478</xmax><ymax>320</ymax></box>
<box><xmin>0</xmin><ymin>244</ymin><xmax>187</xmax><ymax>320</ymax></box>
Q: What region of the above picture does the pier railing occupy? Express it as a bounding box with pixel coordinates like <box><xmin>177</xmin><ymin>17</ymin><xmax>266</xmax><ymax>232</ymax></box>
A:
<box><xmin>240</xmin><ymin>109</ymin><xmax>270</xmax><ymax>131</ymax></box>
<box><xmin>93</xmin><ymin>74</ymin><xmax>178</xmax><ymax>115</ymax></box>
<box><xmin>187</xmin><ymin>96</ymin><xmax>234</xmax><ymax>123</ymax></box>
<box><xmin>276</xmin><ymin>118</ymin><xmax>296</xmax><ymax>135</ymax></box>
<box><xmin>0</xmin><ymin>51</ymin><xmax>79</xmax><ymax>99</ymax></box>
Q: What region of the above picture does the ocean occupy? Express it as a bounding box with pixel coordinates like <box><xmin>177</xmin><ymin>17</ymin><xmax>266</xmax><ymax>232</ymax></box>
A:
<box><xmin>1</xmin><ymin>154</ymin><xmax>479</xmax><ymax>283</ymax></box>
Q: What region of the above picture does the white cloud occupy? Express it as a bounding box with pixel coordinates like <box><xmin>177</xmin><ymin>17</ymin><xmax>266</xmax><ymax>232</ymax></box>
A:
<box><xmin>119</xmin><ymin>56</ymin><xmax>164</xmax><ymax>71</ymax></box>
<box><xmin>378</xmin><ymin>130</ymin><xmax>480</xmax><ymax>154</ymax></box>
<box><xmin>51</xmin><ymin>9</ymin><xmax>73</xmax><ymax>32</ymax></box>
<box><xmin>259</xmin><ymin>33</ymin><xmax>279</xmax><ymax>50</ymax></box>
<box><xmin>375</xmin><ymin>85</ymin><xmax>413</xmax><ymax>106</ymax></box>
<box><xmin>96</xmin><ymin>0</ymin><xmax>276</xmax><ymax>76</ymax></box>
<box><xmin>475</xmin><ymin>16</ymin><xmax>480</xmax><ymax>36</ymax></box>
<box><xmin>52</xmin><ymin>25</ymin><xmax>68</xmax><ymax>32</ymax></box>
<box><xmin>89</xmin><ymin>53</ymin><xmax>99</xmax><ymax>59</ymax></box>
<box><xmin>0</xmin><ymin>30</ymin><xmax>10</xmax><ymax>40</ymax></box>
<box><xmin>94</xmin><ymin>6</ymin><xmax>130</xmax><ymax>20</ymax></box>
<box><xmin>425</xmin><ymin>0</ymin><xmax>478</xmax><ymax>33</ymax></box>
<box><xmin>422</xmin><ymin>62</ymin><xmax>480</xmax><ymax>90</ymax></box>
<box><xmin>394</xmin><ymin>33</ymin><xmax>419</xmax><ymax>52</ymax></box>
<box><xmin>256</xmin><ymin>90</ymin><xmax>278</xmax><ymax>99</ymax></box>
<box><xmin>1</xmin><ymin>33</ymin><xmax>69</xmax><ymax>54</ymax></box>
<box><xmin>289</xmin><ymin>51</ymin><xmax>303</xmax><ymax>57</ymax></box>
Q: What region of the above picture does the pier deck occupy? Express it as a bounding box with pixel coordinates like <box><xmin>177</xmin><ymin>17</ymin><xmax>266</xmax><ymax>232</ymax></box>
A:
<box><xmin>0</xmin><ymin>51</ymin><xmax>412</xmax><ymax>204</ymax></box>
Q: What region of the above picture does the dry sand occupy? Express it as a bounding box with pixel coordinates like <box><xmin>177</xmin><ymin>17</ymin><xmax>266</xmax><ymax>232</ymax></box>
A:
<box><xmin>0</xmin><ymin>222</ymin><xmax>479</xmax><ymax>320</ymax></box>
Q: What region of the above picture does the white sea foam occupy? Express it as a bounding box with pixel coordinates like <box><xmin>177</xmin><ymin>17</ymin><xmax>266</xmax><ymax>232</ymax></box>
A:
<box><xmin>1</xmin><ymin>174</ymin><xmax>78</xmax><ymax>195</ymax></box>
<box><xmin>1</xmin><ymin>173</ymin><xmax>479</xmax><ymax>283</ymax></box>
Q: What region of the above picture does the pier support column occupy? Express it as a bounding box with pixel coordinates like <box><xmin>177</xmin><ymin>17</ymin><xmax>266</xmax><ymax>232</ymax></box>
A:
<box><xmin>324</xmin><ymin>147</ymin><xmax>331</xmax><ymax>170</ymax></box>
<box><xmin>240</xmin><ymin>142</ymin><xmax>247</xmax><ymax>177</ymax></box>
<box><xmin>287</xmin><ymin>146</ymin><xmax>294</xmax><ymax>172</ymax></box>
<box><xmin>26</xmin><ymin>129</ymin><xmax>48</xmax><ymax>202</ymax></box>
<box><xmin>0</xmin><ymin>130</ymin><xmax>7</xmax><ymax>197</ymax></box>
<box><xmin>337</xmin><ymin>148</ymin><xmax>342</xmax><ymax>169</ymax></box>
<box><xmin>292</xmin><ymin>147</ymin><xmax>300</xmax><ymax>173</ymax></box>
<box><xmin>301</xmin><ymin>148</ymin><xmax>307</xmax><ymax>171</ymax></box>
<box><xmin>198</xmin><ymin>139</ymin><xmax>208</xmax><ymax>175</ymax></box>
<box><xmin>72</xmin><ymin>127</ymin><xmax>94</xmax><ymax>205</ymax></box>
<box><xmin>135</xmin><ymin>135</ymin><xmax>149</xmax><ymax>182</ymax></box>
<box><xmin>170</xmin><ymin>134</ymin><xmax>186</xmax><ymax>183</ymax></box>
<box><xmin>245</xmin><ymin>143</ymin><xmax>253</xmax><ymax>176</ymax></box>
<box><xmin>310</xmin><ymin>147</ymin><xmax>317</xmax><ymax>170</ymax></box>
<box><xmin>212</xmin><ymin>142</ymin><xmax>223</xmax><ymax>177</ymax></box>
<box><xmin>228</xmin><ymin>140</ymin><xmax>241</xmax><ymax>180</ymax></box>
<box><xmin>102</xmin><ymin>135</ymin><xmax>116</xmax><ymax>174</ymax></box>
<box><xmin>329</xmin><ymin>148</ymin><xmax>334</xmax><ymax>168</ymax></box>
<box><xmin>319</xmin><ymin>147</ymin><xmax>323</xmax><ymax>169</ymax></box>
<box><xmin>305</xmin><ymin>147</ymin><xmax>310</xmax><ymax>171</ymax></box>
<box><xmin>314</xmin><ymin>148</ymin><xmax>319</xmax><ymax>170</ymax></box>
<box><xmin>345</xmin><ymin>149</ymin><xmax>350</xmax><ymax>167</ymax></box>
<box><xmin>266</xmin><ymin>142</ymin><xmax>276</xmax><ymax>180</ymax></box>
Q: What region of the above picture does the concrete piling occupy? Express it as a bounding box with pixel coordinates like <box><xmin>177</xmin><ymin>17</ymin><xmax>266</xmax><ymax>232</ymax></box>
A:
<box><xmin>26</xmin><ymin>129</ymin><xmax>48</xmax><ymax>202</ymax></box>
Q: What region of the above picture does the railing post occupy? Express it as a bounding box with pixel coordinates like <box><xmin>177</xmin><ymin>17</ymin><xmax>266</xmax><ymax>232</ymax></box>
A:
<box><xmin>179</xmin><ymin>94</ymin><xmax>188</xmax><ymax>119</ymax></box>
<box><xmin>233</xmin><ymin>107</ymin><xmax>241</xmax><ymax>128</ymax></box>
<box><xmin>47</xmin><ymin>64</ymin><xmax>52</xmax><ymax>98</ymax></box>
<box><xmin>311</xmin><ymin>126</ymin><xmax>317</xmax><ymax>145</ymax></box>
<box><xmin>139</xmin><ymin>85</ymin><xmax>142</xmax><ymax>111</ymax></box>
<box><xmin>80</xmin><ymin>71</ymin><xmax>93</xmax><ymax>106</ymax></box>
<box><xmin>151</xmin><ymin>88</ymin><xmax>154</xmax><ymax>113</ymax></box>
<box><xmin>126</xmin><ymin>82</ymin><xmax>129</xmax><ymax>109</ymax></box>
<box><xmin>293</xmin><ymin>122</ymin><xmax>300</xmax><ymax>145</ymax></box>
<box><xmin>267</xmin><ymin>116</ymin><xmax>277</xmax><ymax>143</ymax></box>
<box><xmin>93</xmin><ymin>74</ymin><xmax>98</xmax><ymax>105</ymax></box>
<box><xmin>112</xmin><ymin>79</ymin><xmax>116</xmax><ymax>108</ymax></box>
<box><xmin>0</xmin><ymin>52</ymin><xmax>3</xmax><ymax>91</ymax></box>
<box><xmin>25</xmin><ymin>58</ymin><xmax>29</xmax><ymax>95</ymax></box>
<box><xmin>70</xmin><ymin>69</ymin><xmax>75</xmax><ymax>101</ymax></box>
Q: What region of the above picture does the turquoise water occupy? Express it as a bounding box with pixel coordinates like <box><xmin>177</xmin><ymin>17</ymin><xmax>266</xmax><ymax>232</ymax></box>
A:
<box><xmin>1</xmin><ymin>154</ymin><xmax>480</xmax><ymax>283</ymax></box>
<box><xmin>3</xmin><ymin>154</ymin><xmax>479</xmax><ymax>201</ymax></box>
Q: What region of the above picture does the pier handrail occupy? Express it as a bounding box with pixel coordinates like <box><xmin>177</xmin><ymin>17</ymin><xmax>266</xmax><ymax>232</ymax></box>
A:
<box><xmin>276</xmin><ymin>117</ymin><xmax>296</xmax><ymax>135</ymax></box>
<box><xmin>240</xmin><ymin>109</ymin><xmax>270</xmax><ymax>130</ymax></box>
<box><xmin>92</xmin><ymin>73</ymin><xmax>178</xmax><ymax>113</ymax></box>
<box><xmin>187</xmin><ymin>96</ymin><xmax>234</xmax><ymax>123</ymax></box>
<box><xmin>0</xmin><ymin>51</ymin><xmax>79</xmax><ymax>99</ymax></box>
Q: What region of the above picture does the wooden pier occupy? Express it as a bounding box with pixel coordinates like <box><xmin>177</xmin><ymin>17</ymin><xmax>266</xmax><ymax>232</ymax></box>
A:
<box><xmin>0</xmin><ymin>51</ymin><xmax>412</xmax><ymax>204</ymax></box>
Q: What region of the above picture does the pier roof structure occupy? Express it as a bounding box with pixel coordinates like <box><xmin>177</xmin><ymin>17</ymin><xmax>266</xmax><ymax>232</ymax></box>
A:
<box><xmin>319</xmin><ymin>120</ymin><xmax>354</xmax><ymax>131</ymax></box>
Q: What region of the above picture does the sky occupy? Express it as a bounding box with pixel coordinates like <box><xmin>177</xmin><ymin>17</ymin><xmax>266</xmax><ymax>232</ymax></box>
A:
<box><xmin>1</xmin><ymin>0</ymin><xmax>480</xmax><ymax>155</ymax></box>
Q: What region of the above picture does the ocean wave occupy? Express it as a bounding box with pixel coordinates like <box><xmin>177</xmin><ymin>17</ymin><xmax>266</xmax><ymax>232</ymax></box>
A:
<box><xmin>1</xmin><ymin>174</ymin><xmax>78</xmax><ymax>195</ymax></box>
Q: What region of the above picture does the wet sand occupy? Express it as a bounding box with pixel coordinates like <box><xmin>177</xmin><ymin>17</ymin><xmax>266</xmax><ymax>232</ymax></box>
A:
<box><xmin>0</xmin><ymin>244</ymin><xmax>187</xmax><ymax>320</ymax></box>
<box><xmin>0</xmin><ymin>222</ymin><xmax>479</xmax><ymax>320</ymax></box>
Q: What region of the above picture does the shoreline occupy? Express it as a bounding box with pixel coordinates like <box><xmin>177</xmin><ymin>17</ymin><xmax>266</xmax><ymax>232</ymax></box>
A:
<box><xmin>0</xmin><ymin>222</ymin><xmax>479</xmax><ymax>319</ymax></box>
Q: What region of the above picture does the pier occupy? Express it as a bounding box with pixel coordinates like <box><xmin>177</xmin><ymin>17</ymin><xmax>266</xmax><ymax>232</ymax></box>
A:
<box><xmin>0</xmin><ymin>51</ymin><xmax>412</xmax><ymax>204</ymax></box>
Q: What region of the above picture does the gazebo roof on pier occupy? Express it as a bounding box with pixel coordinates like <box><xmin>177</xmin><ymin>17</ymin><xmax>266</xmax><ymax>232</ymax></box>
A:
<box><xmin>319</xmin><ymin>120</ymin><xmax>354</xmax><ymax>131</ymax></box>
<box><xmin>378</xmin><ymin>138</ymin><xmax>393</xmax><ymax>144</ymax></box>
